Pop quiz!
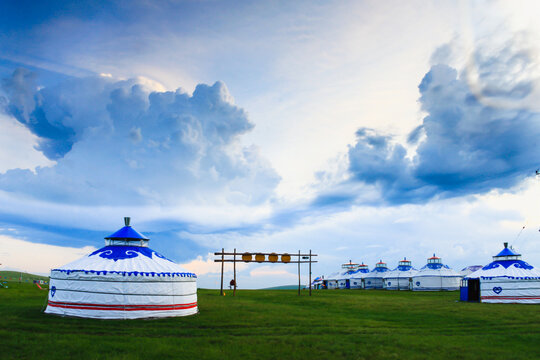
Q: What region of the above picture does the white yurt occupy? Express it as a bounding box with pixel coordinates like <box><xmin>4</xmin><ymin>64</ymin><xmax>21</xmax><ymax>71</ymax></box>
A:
<box><xmin>460</xmin><ymin>265</ymin><xmax>483</xmax><ymax>277</ymax></box>
<box><xmin>383</xmin><ymin>258</ymin><xmax>417</xmax><ymax>290</ymax></box>
<box><xmin>461</xmin><ymin>243</ymin><xmax>540</xmax><ymax>303</ymax></box>
<box><xmin>45</xmin><ymin>218</ymin><xmax>198</xmax><ymax>319</ymax></box>
<box><xmin>337</xmin><ymin>261</ymin><xmax>360</xmax><ymax>289</ymax></box>
<box><xmin>412</xmin><ymin>254</ymin><xmax>461</xmax><ymax>291</ymax></box>
<box><xmin>364</xmin><ymin>260</ymin><xmax>390</xmax><ymax>289</ymax></box>
<box><xmin>349</xmin><ymin>263</ymin><xmax>370</xmax><ymax>289</ymax></box>
<box><xmin>324</xmin><ymin>271</ymin><xmax>341</xmax><ymax>289</ymax></box>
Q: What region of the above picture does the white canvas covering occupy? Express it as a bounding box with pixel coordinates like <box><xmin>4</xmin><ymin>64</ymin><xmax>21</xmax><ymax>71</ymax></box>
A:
<box><xmin>384</xmin><ymin>259</ymin><xmax>417</xmax><ymax>290</ymax></box>
<box><xmin>412</xmin><ymin>255</ymin><xmax>461</xmax><ymax>291</ymax></box>
<box><xmin>349</xmin><ymin>265</ymin><xmax>370</xmax><ymax>289</ymax></box>
<box><xmin>465</xmin><ymin>244</ymin><xmax>540</xmax><ymax>304</ymax></box>
<box><xmin>364</xmin><ymin>261</ymin><xmax>389</xmax><ymax>289</ymax></box>
<box><xmin>44</xmin><ymin>220</ymin><xmax>197</xmax><ymax>319</ymax></box>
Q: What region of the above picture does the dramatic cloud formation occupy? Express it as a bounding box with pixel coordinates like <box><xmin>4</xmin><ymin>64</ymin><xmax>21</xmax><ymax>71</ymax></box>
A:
<box><xmin>323</xmin><ymin>46</ymin><xmax>540</xmax><ymax>206</ymax></box>
<box><xmin>0</xmin><ymin>70</ymin><xmax>280</xmax><ymax>206</ymax></box>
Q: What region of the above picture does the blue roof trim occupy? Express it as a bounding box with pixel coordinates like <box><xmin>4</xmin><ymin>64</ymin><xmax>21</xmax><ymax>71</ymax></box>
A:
<box><xmin>105</xmin><ymin>226</ymin><xmax>149</xmax><ymax>240</ymax></box>
<box><xmin>495</xmin><ymin>247</ymin><xmax>519</xmax><ymax>257</ymax></box>
<box><xmin>421</xmin><ymin>263</ymin><xmax>450</xmax><ymax>270</ymax></box>
<box><xmin>482</xmin><ymin>260</ymin><xmax>534</xmax><ymax>270</ymax></box>
<box><xmin>88</xmin><ymin>246</ymin><xmax>173</xmax><ymax>262</ymax></box>
<box><xmin>50</xmin><ymin>269</ymin><xmax>197</xmax><ymax>278</ymax></box>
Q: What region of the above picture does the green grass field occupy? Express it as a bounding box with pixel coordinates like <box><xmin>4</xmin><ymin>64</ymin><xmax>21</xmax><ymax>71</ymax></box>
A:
<box><xmin>1</xmin><ymin>283</ymin><xmax>539</xmax><ymax>360</ymax></box>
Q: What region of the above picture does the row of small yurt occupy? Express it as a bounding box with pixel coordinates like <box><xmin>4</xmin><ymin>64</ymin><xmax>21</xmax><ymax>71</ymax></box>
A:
<box><xmin>45</xmin><ymin>218</ymin><xmax>198</xmax><ymax>319</ymax></box>
<box><xmin>461</xmin><ymin>243</ymin><xmax>540</xmax><ymax>304</ymax></box>
<box><xmin>318</xmin><ymin>254</ymin><xmax>462</xmax><ymax>291</ymax></box>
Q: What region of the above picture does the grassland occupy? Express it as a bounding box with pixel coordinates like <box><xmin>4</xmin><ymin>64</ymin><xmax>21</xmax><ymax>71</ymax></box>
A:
<box><xmin>1</xmin><ymin>283</ymin><xmax>539</xmax><ymax>360</ymax></box>
<box><xmin>0</xmin><ymin>271</ymin><xmax>48</xmax><ymax>283</ymax></box>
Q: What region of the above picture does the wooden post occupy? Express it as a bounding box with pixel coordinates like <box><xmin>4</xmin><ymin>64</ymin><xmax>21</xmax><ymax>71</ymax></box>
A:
<box><xmin>309</xmin><ymin>249</ymin><xmax>312</xmax><ymax>296</ymax></box>
<box><xmin>220</xmin><ymin>248</ymin><xmax>224</xmax><ymax>296</ymax></box>
<box><xmin>233</xmin><ymin>248</ymin><xmax>237</xmax><ymax>296</ymax></box>
<box><xmin>298</xmin><ymin>250</ymin><xmax>301</xmax><ymax>296</ymax></box>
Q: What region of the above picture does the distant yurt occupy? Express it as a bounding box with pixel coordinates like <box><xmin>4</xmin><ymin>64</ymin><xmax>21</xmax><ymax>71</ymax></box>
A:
<box><xmin>412</xmin><ymin>254</ymin><xmax>461</xmax><ymax>291</ymax></box>
<box><xmin>461</xmin><ymin>243</ymin><xmax>540</xmax><ymax>303</ymax></box>
<box><xmin>460</xmin><ymin>265</ymin><xmax>483</xmax><ymax>277</ymax></box>
<box><xmin>383</xmin><ymin>258</ymin><xmax>417</xmax><ymax>290</ymax></box>
<box><xmin>364</xmin><ymin>260</ymin><xmax>389</xmax><ymax>289</ymax></box>
<box><xmin>337</xmin><ymin>261</ymin><xmax>360</xmax><ymax>289</ymax></box>
<box><xmin>349</xmin><ymin>263</ymin><xmax>370</xmax><ymax>289</ymax></box>
<box><xmin>45</xmin><ymin>218</ymin><xmax>198</xmax><ymax>319</ymax></box>
<box><xmin>324</xmin><ymin>271</ymin><xmax>341</xmax><ymax>289</ymax></box>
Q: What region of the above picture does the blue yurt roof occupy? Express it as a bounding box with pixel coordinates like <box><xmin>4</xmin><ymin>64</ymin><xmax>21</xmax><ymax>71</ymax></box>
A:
<box><xmin>105</xmin><ymin>226</ymin><xmax>149</xmax><ymax>240</ymax></box>
<box><xmin>494</xmin><ymin>246</ymin><xmax>519</xmax><ymax>257</ymax></box>
<box><xmin>466</xmin><ymin>243</ymin><xmax>540</xmax><ymax>280</ymax></box>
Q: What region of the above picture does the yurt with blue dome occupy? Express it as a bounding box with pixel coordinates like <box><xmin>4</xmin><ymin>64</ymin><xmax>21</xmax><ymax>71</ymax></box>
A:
<box><xmin>337</xmin><ymin>261</ymin><xmax>360</xmax><ymax>289</ymax></box>
<box><xmin>383</xmin><ymin>258</ymin><xmax>417</xmax><ymax>290</ymax></box>
<box><xmin>45</xmin><ymin>218</ymin><xmax>198</xmax><ymax>319</ymax></box>
<box><xmin>461</xmin><ymin>243</ymin><xmax>540</xmax><ymax>303</ymax></box>
<box><xmin>412</xmin><ymin>254</ymin><xmax>461</xmax><ymax>291</ymax></box>
<box><xmin>364</xmin><ymin>260</ymin><xmax>389</xmax><ymax>289</ymax></box>
<box><xmin>349</xmin><ymin>263</ymin><xmax>370</xmax><ymax>289</ymax></box>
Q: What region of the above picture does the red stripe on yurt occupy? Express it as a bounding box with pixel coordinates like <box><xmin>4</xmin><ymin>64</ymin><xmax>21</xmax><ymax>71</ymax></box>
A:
<box><xmin>48</xmin><ymin>300</ymin><xmax>197</xmax><ymax>308</ymax></box>
<box><xmin>47</xmin><ymin>301</ymin><xmax>197</xmax><ymax>311</ymax></box>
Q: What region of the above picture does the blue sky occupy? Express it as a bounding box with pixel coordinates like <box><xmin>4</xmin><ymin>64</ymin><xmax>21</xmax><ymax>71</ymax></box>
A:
<box><xmin>1</xmin><ymin>0</ymin><xmax>540</xmax><ymax>288</ymax></box>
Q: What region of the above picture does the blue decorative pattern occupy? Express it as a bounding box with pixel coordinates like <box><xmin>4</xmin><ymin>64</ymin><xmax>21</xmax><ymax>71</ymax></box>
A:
<box><xmin>397</xmin><ymin>265</ymin><xmax>413</xmax><ymax>271</ymax></box>
<box><xmin>88</xmin><ymin>246</ymin><xmax>174</xmax><ymax>262</ymax></box>
<box><xmin>493</xmin><ymin>286</ymin><xmax>502</xmax><ymax>294</ymax></box>
<box><xmin>482</xmin><ymin>260</ymin><xmax>533</xmax><ymax>270</ymax></box>
<box><xmin>51</xmin><ymin>269</ymin><xmax>197</xmax><ymax>278</ymax></box>
<box><xmin>50</xmin><ymin>286</ymin><xmax>56</xmax><ymax>297</ymax></box>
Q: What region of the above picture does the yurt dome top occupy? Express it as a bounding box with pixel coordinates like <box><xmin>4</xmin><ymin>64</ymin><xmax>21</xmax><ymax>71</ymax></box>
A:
<box><xmin>371</xmin><ymin>260</ymin><xmax>389</xmax><ymax>273</ymax></box>
<box><xmin>341</xmin><ymin>260</ymin><xmax>359</xmax><ymax>270</ymax></box>
<box><xmin>396</xmin><ymin>257</ymin><xmax>414</xmax><ymax>271</ymax></box>
<box><xmin>349</xmin><ymin>263</ymin><xmax>370</xmax><ymax>278</ymax></box>
<box><xmin>52</xmin><ymin>218</ymin><xmax>196</xmax><ymax>278</ymax></box>
<box><xmin>466</xmin><ymin>243</ymin><xmax>540</xmax><ymax>280</ymax></box>
<box><xmin>105</xmin><ymin>217</ymin><xmax>149</xmax><ymax>246</ymax></box>
<box><xmin>422</xmin><ymin>254</ymin><xmax>448</xmax><ymax>270</ymax></box>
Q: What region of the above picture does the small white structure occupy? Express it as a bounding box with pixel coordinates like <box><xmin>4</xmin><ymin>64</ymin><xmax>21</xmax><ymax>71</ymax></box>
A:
<box><xmin>383</xmin><ymin>258</ymin><xmax>417</xmax><ymax>290</ymax></box>
<box><xmin>412</xmin><ymin>254</ymin><xmax>461</xmax><ymax>291</ymax></box>
<box><xmin>364</xmin><ymin>260</ymin><xmax>390</xmax><ymax>289</ymax></box>
<box><xmin>349</xmin><ymin>263</ymin><xmax>370</xmax><ymax>289</ymax></box>
<box><xmin>45</xmin><ymin>218</ymin><xmax>198</xmax><ymax>319</ymax></box>
<box><xmin>462</xmin><ymin>243</ymin><xmax>540</xmax><ymax>304</ymax></box>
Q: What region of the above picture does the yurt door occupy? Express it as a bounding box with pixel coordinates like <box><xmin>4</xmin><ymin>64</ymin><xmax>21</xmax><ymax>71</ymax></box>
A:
<box><xmin>468</xmin><ymin>279</ymin><xmax>480</xmax><ymax>302</ymax></box>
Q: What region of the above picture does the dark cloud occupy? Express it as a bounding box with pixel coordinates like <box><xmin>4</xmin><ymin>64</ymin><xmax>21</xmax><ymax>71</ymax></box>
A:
<box><xmin>320</xmin><ymin>49</ymin><xmax>540</xmax><ymax>206</ymax></box>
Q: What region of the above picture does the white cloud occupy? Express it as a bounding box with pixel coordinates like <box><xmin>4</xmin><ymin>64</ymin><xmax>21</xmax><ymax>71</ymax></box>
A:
<box><xmin>0</xmin><ymin>235</ymin><xmax>96</xmax><ymax>275</ymax></box>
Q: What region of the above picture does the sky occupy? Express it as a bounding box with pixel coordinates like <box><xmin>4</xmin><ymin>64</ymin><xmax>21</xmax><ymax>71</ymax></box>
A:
<box><xmin>1</xmin><ymin>0</ymin><xmax>540</xmax><ymax>288</ymax></box>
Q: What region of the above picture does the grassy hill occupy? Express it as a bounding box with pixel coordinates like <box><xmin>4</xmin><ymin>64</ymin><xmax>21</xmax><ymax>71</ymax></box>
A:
<box><xmin>263</xmin><ymin>284</ymin><xmax>299</xmax><ymax>290</ymax></box>
<box><xmin>0</xmin><ymin>271</ymin><xmax>48</xmax><ymax>283</ymax></box>
<box><xmin>0</xmin><ymin>283</ymin><xmax>539</xmax><ymax>359</ymax></box>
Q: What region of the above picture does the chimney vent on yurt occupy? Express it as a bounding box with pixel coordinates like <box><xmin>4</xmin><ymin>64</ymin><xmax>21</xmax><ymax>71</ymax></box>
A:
<box><xmin>105</xmin><ymin>216</ymin><xmax>149</xmax><ymax>247</ymax></box>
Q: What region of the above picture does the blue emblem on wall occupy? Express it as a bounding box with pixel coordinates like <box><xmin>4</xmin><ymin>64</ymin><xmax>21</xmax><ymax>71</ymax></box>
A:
<box><xmin>415</xmin><ymin>281</ymin><xmax>420</xmax><ymax>286</ymax></box>
<box><xmin>89</xmin><ymin>246</ymin><xmax>173</xmax><ymax>262</ymax></box>
<box><xmin>51</xmin><ymin>286</ymin><xmax>56</xmax><ymax>297</ymax></box>
<box><xmin>493</xmin><ymin>286</ymin><xmax>502</xmax><ymax>294</ymax></box>
<box><xmin>388</xmin><ymin>282</ymin><xmax>392</xmax><ymax>286</ymax></box>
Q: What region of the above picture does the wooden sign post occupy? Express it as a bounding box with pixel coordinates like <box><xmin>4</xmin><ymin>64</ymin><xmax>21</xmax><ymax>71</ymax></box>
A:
<box><xmin>214</xmin><ymin>250</ymin><xmax>318</xmax><ymax>296</ymax></box>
